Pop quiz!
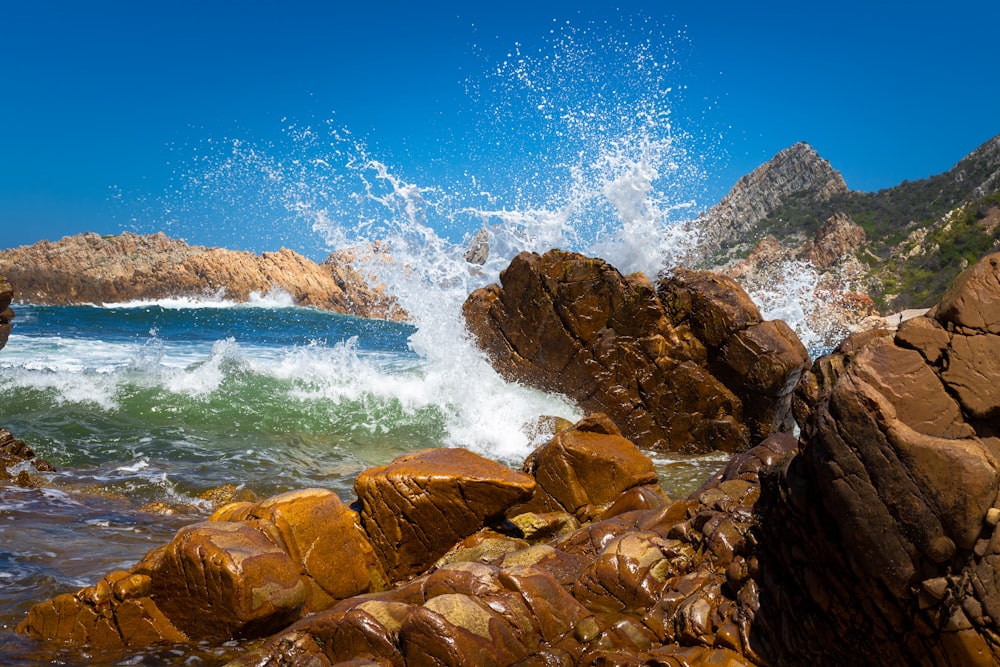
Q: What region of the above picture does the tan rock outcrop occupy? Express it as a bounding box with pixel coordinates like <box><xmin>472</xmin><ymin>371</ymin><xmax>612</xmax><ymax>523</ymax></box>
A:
<box><xmin>0</xmin><ymin>232</ymin><xmax>402</xmax><ymax>320</ymax></box>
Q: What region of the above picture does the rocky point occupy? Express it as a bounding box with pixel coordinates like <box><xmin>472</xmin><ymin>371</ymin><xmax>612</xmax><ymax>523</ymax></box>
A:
<box><xmin>0</xmin><ymin>231</ymin><xmax>402</xmax><ymax>320</ymax></box>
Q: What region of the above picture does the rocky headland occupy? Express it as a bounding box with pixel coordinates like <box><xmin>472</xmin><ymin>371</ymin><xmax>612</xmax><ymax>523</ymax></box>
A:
<box><xmin>701</xmin><ymin>133</ymin><xmax>1000</xmax><ymax>320</ymax></box>
<box><xmin>11</xmin><ymin>249</ymin><xmax>1000</xmax><ymax>666</ymax></box>
<box><xmin>0</xmin><ymin>231</ymin><xmax>402</xmax><ymax>320</ymax></box>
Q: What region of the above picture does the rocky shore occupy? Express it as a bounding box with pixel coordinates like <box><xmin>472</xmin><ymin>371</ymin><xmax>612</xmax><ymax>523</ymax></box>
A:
<box><xmin>7</xmin><ymin>250</ymin><xmax>1000</xmax><ymax>665</ymax></box>
<box><xmin>0</xmin><ymin>231</ymin><xmax>402</xmax><ymax>320</ymax></box>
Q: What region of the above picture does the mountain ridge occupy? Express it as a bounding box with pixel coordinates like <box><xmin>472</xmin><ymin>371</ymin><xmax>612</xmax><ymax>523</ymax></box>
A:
<box><xmin>703</xmin><ymin>133</ymin><xmax>1000</xmax><ymax>314</ymax></box>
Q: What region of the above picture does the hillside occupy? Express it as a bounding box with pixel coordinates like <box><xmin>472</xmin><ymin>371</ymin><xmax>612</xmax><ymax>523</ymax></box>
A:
<box><xmin>702</xmin><ymin>134</ymin><xmax>1000</xmax><ymax>312</ymax></box>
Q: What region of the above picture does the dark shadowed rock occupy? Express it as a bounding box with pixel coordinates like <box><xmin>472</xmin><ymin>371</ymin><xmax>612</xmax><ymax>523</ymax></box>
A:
<box><xmin>0</xmin><ymin>274</ymin><xmax>12</xmax><ymax>349</ymax></box>
<box><xmin>747</xmin><ymin>252</ymin><xmax>1000</xmax><ymax>665</ymax></box>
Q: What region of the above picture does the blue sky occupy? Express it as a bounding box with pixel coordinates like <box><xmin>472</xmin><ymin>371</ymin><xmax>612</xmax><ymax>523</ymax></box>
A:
<box><xmin>2</xmin><ymin>1</ymin><xmax>998</xmax><ymax>257</ymax></box>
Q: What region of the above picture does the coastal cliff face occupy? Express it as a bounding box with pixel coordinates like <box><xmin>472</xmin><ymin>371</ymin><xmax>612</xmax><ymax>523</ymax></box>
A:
<box><xmin>0</xmin><ymin>232</ymin><xmax>402</xmax><ymax>320</ymax></box>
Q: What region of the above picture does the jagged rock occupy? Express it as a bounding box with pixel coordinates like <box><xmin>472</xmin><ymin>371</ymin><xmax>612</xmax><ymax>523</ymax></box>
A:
<box><xmin>0</xmin><ymin>274</ymin><xmax>12</xmax><ymax>349</ymax></box>
<box><xmin>20</xmin><ymin>252</ymin><xmax>1000</xmax><ymax>666</ymax></box>
<box><xmin>0</xmin><ymin>232</ymin><xmax>402</xmax><ymax>320</ymax></box>
<box><xmin>464</xmin><ymin>228</ymin><xmax>490</xmax><ymax>265</ymax></box>
<box><xmin>697</xmin><ymin>142</ymin><xmax>848</xmax><ymax>257</ymax></box>
<box><xmin>0</xmin><ymin>428</ymin><xmax>54</xmax><ymax>484</ymax></box>
<box><xmin>354</xmin><ymin>448</ymin><xmax>536</xmax><ymax>583</ymax></box>
<box><xmin>799</xmin><ymin>212</ymin><xmax>867</xmax><ymax>270</ymax></box>
<box><xmin>463</xmin><ymin>250</ymin><xmax>808</xmax><ymax>453</ymax></box>
<box><xmin>745</xmin><ymin>251</ymin><xmax>1000</xmax><ymax>664</ymax></box>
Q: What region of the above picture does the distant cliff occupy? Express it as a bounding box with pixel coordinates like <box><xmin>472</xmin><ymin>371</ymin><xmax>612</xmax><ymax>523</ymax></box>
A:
<box><xmin>701</xmin><ymin>134</ymin><xmax>1000</xmax><ymax>313</ymax></box>
<box><xmin>697</xmin><ymin>142</ymin><xmax>848</xmax><ymax>258</ymax></box>
<box><xmin>0</xmin><ymin>232</ymin><xmax>403</xmax><ymax>320</ymax></box>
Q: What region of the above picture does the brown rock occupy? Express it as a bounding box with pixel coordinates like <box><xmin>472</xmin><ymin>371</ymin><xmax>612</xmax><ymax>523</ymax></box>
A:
<box><xmin>513</xmin><ymin>414</ymin><xmax>660</xmax><ymax>520</ymax></box>
<box><xmin>799</xmin><ymin>212</ymin><xmax>867</xmax><ymax>270</ymax></box>
<box><xmin>210</xmin><ymin>488</ymin><xmax>387</xmax><ymax>610</ymax></box>
<box><xmin>0</xmin><ymin>275</ymin><xmax>12</xmax><ymax>351</ymax></box>
<box><xmin>135</xmin><ymin>520</ymin><xmax>307</xmax><ymax>641</ymax></box>
<box><xmin>658</xmin><ymin>268</ymin><xmax>762</xmax><ymax>350</ymax></box>
<box><xmin>354</xmin><ymin>448</ymin><xmax>536</xmax><ymax>582</ymax></box>
<box><xmin>464</xmin><ymin>250</ymin><xmax>806</xmax><ymax>453</ymax></box>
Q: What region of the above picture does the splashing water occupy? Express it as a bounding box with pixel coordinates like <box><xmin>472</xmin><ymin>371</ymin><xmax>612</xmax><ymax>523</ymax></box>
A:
<box><xmin>119</xmin><ymin>17</ymin><xmax>720</xmax><ymax>462</ymax></box>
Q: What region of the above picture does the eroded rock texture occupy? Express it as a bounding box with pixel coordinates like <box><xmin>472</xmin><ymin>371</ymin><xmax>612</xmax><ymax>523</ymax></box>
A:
<box><xmin>18</xmin><ymin>252</ymin><xmax>1000</xmax><ymax>666</ymax></box>
<box><xmin>463</xmin><ymin>249</ymin><xmax>809</xmax><ymax>453</ymax></box>
<box><xmin>749</xmin><ymin>251</ymin><xmax>1000</xmax><ymax>664</ymax></box>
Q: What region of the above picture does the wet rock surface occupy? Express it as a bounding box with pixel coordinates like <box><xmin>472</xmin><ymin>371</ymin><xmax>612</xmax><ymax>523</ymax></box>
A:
<box><xmin>0</xmin><ymin>274</ymin><xmax>12</xmax><ymax>349</ymax></box>
<box><xmin>463</xmin><ymin>249</ymin><xmax>809</xmax><ymax>453</ymax></box>
<box><xmin>15</xmin><ymin>252</ymin><xmax>1000</xmax><ymax>666</ymax></box>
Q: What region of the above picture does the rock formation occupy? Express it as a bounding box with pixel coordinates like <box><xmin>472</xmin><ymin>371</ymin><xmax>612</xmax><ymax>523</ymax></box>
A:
<box><xmin>703</xmin><ymin>134</ymin><xmax>1000</xmax><ymax>317</ymax></box>
<box><xmin>0</xmin><ymin>274</ymin><xmax>12</xmax><ymax>350</ymax></box>
<box><xmin>722</xmin><ymin>213</ymin><xmax>881</xmax><ymax>349</ymax></box>
<box><xmin>462</xmin><ymin>249</ymin><xmax>810</xmax><ymax>453</ymax></box>
<box><xmin>697</xmin><ymin>142</ymin><xmax>848</xmax><ymax>258</ymax></box>
<box><xmin>0</xmin><ymin>232</ymin><xmax>402</xmax><ymax>320</ymax></box>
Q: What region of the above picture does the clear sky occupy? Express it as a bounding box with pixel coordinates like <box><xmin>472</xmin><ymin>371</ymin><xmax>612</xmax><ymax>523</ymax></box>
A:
<box><xmin>2</xmin><ymin>0</ymin><xmax>998</xmax><ymax>257</ymax></box>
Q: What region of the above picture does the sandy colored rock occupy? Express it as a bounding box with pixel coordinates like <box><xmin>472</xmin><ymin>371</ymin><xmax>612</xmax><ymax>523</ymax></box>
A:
<box><xmin>135</xmin><ymin>520</ymin><xmax>307</xmax><ymax>641</ymax></box>
<box><xmin>355</xmin><ymin>448</ymin><xmax>536</xmax><ymax>582</ymax></box>
<box><xmin>0</xmin><ymin>231</ymin><xmax>402</xmax><ymax>320</ymax></box>
<box><xmin>210</xmin><ymin>488</ymin><xmax>387</xmax><ymax>610</ymax></box>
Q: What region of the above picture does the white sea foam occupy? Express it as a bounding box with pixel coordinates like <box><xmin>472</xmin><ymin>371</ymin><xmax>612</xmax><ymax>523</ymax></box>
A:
<box><xmin>111</xmin><ymin>288</ymin><xmax>297</xmax><ymax>310</ymax></box>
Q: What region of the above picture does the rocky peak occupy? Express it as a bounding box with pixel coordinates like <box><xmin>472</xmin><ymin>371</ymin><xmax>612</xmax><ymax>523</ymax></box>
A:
<box><xmin>698</xmin><ymin>142</ymin><xmax>848</xmax><ymax>257</ymax></box>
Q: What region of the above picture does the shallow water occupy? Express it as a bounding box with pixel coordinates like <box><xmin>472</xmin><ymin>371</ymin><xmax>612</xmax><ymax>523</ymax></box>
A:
<box><xmin>0</xmin><ymin>302</ymin><xmax>732</xmax><ymax>665</ymax></box>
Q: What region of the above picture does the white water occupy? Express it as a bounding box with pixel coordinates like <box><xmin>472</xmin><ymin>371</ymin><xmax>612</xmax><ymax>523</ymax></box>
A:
<box><xmin>114</xmin><ymin>17</ymin><xmax>836</xmax><ymax>462</ymax></box>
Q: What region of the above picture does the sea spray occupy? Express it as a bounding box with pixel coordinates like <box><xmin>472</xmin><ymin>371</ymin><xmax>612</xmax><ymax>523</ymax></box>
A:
<box><xmin>122</xmin><ymin>19</ymin><xmax>719</xmax><ymax>461</ymax></box>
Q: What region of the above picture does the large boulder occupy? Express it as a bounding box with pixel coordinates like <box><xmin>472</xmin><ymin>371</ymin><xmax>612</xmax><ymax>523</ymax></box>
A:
<box><xmin>17</xmin><ymin>488</ymin><xmax>385</xmax><ymax>650</ymax></box>
<box><xmin>463</xmin><ymin>250</ymin><xmax>809</xmax><ymax>453</ymax></box>
<box><xmin>745</xmin><ymin>251</ymin><xmax>1000</xmax><ymax>664</ymax></box>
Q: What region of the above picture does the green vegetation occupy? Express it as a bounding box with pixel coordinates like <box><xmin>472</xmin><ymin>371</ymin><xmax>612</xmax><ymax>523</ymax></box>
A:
<box><xmin>739</xmin><ymin>142</ymin><xmax>1000</xmax><ymax>312</ymax></box>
